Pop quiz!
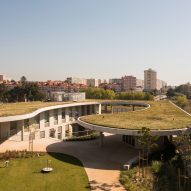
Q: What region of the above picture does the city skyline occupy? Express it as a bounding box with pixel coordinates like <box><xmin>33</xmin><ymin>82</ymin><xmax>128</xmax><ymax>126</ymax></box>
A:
<box><xmin>1</xmin><ymin>0</ymin><xmax>191</xmax><ymax>85</ymax></box>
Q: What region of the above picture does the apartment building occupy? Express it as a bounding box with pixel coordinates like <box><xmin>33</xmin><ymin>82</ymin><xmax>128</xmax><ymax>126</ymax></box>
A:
<box><xmin>144</xmin><ymin>69</ymin><xmax>157</xmax><ymax>91</ymax></box>
<box><xmin>86</xmin><ymin>79</ymin><xmax>99</xmax><ymax>87</ymax></box>
<box><xmin>121</xmin><ymin>75</ymin><xmax>137</xmax><ymax>92</ymax></box>
<box><xmin>66</xmin><ymin>77</ymin><xmax>87</xmax><ymax>85</ymax></box>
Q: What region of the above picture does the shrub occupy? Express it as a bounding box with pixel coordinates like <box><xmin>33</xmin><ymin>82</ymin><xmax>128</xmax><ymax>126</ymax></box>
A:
<box><xmin>151</xmin><ymin>161</ymin><xmax>162</xmax><ymax>174</ymax></box>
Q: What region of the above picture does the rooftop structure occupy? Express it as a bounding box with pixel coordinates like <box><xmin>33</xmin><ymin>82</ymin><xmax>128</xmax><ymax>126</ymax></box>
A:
<box><xmin>80</xmin><ymin>101</ymin><xmax>191</xmax><ymax>130</ymax></box>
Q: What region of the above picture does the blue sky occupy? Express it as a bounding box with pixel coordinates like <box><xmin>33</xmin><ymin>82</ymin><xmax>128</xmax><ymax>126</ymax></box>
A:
<box><xmin>0</xmin><ymin>0</ymin><xmax>191</xmax><ymax>85</ymax></box>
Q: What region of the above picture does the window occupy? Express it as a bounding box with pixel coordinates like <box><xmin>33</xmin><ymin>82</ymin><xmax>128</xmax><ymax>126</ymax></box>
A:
<box><xmin>10</xmin><ymin>121</ymin><xmax>17</xmax><ymax>135</ymax></box>
<box><xmin>44</xmin><ymin>111</ymin><xmax>49</xmax><ymax>127</ymax></box>
<box><xmin>10</xmin><ymin>121</ymin><xmax>17</xmax><ymax>130</ymax></box>
<box><xmin>24</xmin><ymin>119</ymin><xmax>29</xmax><ymax>132</ymax></box>
<box><xmin>62</xmin><ymin>109</ymin><xmax>65</xmax><ymax>119</ymax></box>
<box><xmin>40</xmin><ymin>131</ymin><xmax>45</xmax><ymax>138</ymax></box>
<box><xmin>44</xmin><ymin>111</ymin><xmax>49</xmax><ymax>122</ymax></box>
<box><xmin>34</xmin><ymin>115</ymin><xmax>40</xmax><ymax>129</ymax></box>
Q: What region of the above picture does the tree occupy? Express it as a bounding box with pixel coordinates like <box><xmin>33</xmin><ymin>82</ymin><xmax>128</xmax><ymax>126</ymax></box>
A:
<box><xmin>167</xmin><ymin>88</ymin><xmax>175</xmax><ymax>97</ymax></box>
<box><xmin>83</xmin><ymin>87</ymin><xmax>115</xmax><ymax>99</ymax></box>
<box><xmin>20</xmin><ymin>76</ymin><xmax>27</xmax><ymax>84</ymax></box>
<box><xmin>138</xmin><ymin>127</ymin><xmax>159</xmax><ymax>178</ymax></box>
<box><xmin>176</xmin><ymin>95</ymin><xmax>188</xmax><ymax>109</ymax></box>
<box><xmin>6</xmin><ymin>83</ymin><xmax>46</xmax><ymax>102</ymax></box>
<box><xmin>0</xmin><ymin>84</ymin><xmax>7</xmax><ymax>102</ymax></box>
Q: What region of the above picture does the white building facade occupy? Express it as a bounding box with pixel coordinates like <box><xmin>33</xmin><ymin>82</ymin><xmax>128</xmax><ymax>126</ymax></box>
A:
<box><xmin>0</xmin><ymin>102</ymin><xmax>101</xmax><ymax>142</ymax></box>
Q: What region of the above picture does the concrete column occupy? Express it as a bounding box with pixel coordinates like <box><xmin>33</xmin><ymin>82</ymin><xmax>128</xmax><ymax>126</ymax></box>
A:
<box><xmin>98</xmin><ymin>104</ymin><xmax>102</xmax><ymax>114</ymax></box>
<box><xmin>100</xmin><ymin>132</ymin><xmax>104</xmax><ymax>147</ymax></box>
<box><xmin>20</xmin><ymin>120</ymin><xmax>24</xmax><ymax>141</ymax></box>
<box><xmin>69</xmin><ymin>124</ymin><xmax>73</xmax><ymax>137</ymax></box>
<box><xmin>58</xmin><ymin>108</ymin><xmax>62</xmax><ymax>125</ymax></box>
<box><xmin>62</xmin><ymin>125</ymin><xmax>66</xmax><ymax>139</ymax></box>
<box><xmin>40</xmin><ymin>112</ymin><xmax>45</xmax><ymax>129</ymax></box>
<box><xmin>49</xmin><ymin>110</ymin><xmax>54</xmax><ymax>127</ymax></box>
<box><xmin>65</xmin><ymin>107</ymin><xmax>70</xmax><ymax>123</ymax></box>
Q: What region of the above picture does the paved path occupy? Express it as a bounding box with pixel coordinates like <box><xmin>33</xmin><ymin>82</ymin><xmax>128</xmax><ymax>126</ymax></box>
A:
<box><xmin>0</xmin><ymin>134</ymin><xmax>138</xmax><ymax>191</ymax></box>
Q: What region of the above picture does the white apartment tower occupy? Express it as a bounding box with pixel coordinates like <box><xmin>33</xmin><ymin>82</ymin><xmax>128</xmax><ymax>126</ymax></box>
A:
<box><xmin>144</xmin><ymin>69</ymin><xmax>157</xmax><ymax>91</ymax></box>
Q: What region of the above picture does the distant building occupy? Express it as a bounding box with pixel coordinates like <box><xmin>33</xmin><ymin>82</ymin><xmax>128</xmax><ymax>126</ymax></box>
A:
<box><xmin>51</xmin><ymin>92</ymin><xmax>86</xmax><ymax>102</ymax></box>
<box><xmin>121</xmin><ymin>75</ymin><xmax>136</xmax><ymax>92</ymax></box>
<box><xmin>0</xmin><ymin>75</ymin><xmax>5</xmax><ymax>81</ymax></box>
<box><xmin>157</xmin><ymin>79</ymin><xmax>167</xmax><ymax>90</ymax></box>
<box><xmin>87</xmin><ymin>79</ymin><xmax>99</xmax><ymax>87</ymax></box>
<box><xmin>0</xmin><ymin>75</ymin><xmax>11</xmax><ymax>82</ymax></box>
<box><xmin>144</xmin><ymin>69</ymin><xmax>157</xmax><ymax>91</ymax></box>
<box><xmin>109</xmin><ymin>78</ymin><xmax>122</xmax><ymax>84</ymax></box>
<box><xmin>66</xmin><ymin>77</ymin><xmax>87</xmax><ymax>85</ymax></box>
<box><xmin>135</xmin><ymin>79</ymin><xmax>144</xmax><ymax>92</ymax></box>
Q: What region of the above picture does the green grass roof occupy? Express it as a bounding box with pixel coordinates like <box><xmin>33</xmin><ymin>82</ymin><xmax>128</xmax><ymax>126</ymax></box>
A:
<box><xmin>81</xmin><ymin>101</ymin><xmax>191</xmax><ymax>130</ymax></box>
<box><xmin>0</xmin><ymin>101</ymin><xmax>76</xmax><ymax>117</ymax></box>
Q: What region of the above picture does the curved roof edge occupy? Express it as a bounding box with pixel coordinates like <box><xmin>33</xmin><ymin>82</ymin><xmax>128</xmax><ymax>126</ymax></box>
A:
<box><xmin>0</xmin><ymin>102</ymin><xmax>100</xmax><ymax>123</ymax></box>
<box><xmin>77</xmin><ymin>118</ymin><xmax>191</xmax><ymax>136</ymax></box>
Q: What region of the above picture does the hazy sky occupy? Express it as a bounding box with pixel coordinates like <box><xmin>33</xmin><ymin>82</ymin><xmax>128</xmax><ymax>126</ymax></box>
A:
<box><xmin>1</xmin><ymin>0</ymin><xmax>191</xmax><ymax>85</ymax></box>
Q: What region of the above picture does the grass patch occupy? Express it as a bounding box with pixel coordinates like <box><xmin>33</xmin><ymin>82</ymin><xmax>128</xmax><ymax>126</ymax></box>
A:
<box><xmin>81</xmin><ymin>100</ymin><xmax>191</xmax><ymax>130</ymax></box>
<box><xmin>0</xmin><ymin>152</ymin><xmax>90</xmax><ymax>191</ymax></box>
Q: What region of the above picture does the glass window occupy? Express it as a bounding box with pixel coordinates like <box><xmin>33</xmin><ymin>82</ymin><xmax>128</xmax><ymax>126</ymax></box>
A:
<box><xmin>40</xmin><ymin>131</ymin><xmax>45</xmax><ymax>138</ymax></box>
<box><xmin>62</xmin><ymin>109</ymin><xmax>65</xmax><ymax>119</ymax></box>
<box><xmin>44</xmin><ymin>111</ymin><xmax>49</xmax><ymax>122</ymax></box>
<box><xmin>53</xmin><ymin>110</ymin><xmax>58</xmax><ymax>121</ymax></box>
<box><xmin>24</xmin><ymin>119</ymin><xmax>29</xmax><ymax>132</ymax></box>
<box><xmin>10</xmin><ymin>121</ymin><xmax>17</xmax><ymax>130</ymax></box>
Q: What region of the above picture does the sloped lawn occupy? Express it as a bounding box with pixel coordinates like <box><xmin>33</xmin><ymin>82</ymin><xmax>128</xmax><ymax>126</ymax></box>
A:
<box><xmin>0</xmin><ymin>153</ymin><xmax>90</xmax><ymax>191</ymax></box>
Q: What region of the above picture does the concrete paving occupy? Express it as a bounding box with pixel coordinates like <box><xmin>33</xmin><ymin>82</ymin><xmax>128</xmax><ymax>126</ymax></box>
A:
<box><xmin>0</xmin><ymin>134</ymin><xmax>139</xmax><ymax>191</ymax></box>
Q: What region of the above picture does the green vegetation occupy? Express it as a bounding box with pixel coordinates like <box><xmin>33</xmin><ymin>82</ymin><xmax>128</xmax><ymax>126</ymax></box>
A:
<box><xmin>120</xmin><ymin>167</ymin><xmax>153</xmax><ymax>191</ymax></box>
<box><xmin>176</xmin><ymin>95</ymin><xmax>189</xmax><ymax>109</ymax></box>
<box><xmin>138</xmin><ymin>127</ymin><xmax>159</xmax><ymax>178</ymax></box>
<box><xmin>0</xmin><ymin>82</ymin><xmax>46</xmax><ymax>103</ymax></box>
<box><xmin>81</xmin><ymin>100</ymin><xmax>191</xmax><ymax>130</ymax></box>
<box><xmin>167</xmin><ymin>83</ymin><xmax>191</xmax><ymax>99</ymax></box>
<box><xmin>184</xmin><ymin>100</ymin><xmax>191</xmax><ymax>113</ymax></box>
<box><xmin>64</xmin><ymin>134</ymin><xmax>99</xmax><ymax>141</ymax></box>
<box><xmin>0</xmin><ymin>150</ymin><xmax>45</xmax><ymax>160</ymax></box>
<box><xmin>0</xmin><ymin>152</ymin><xmax>90</xmax><ymax>191</ymax></box>
<box><xmin>116</xmin><ymin>91</ymin><xmax>154</xmax><ymax>100</ymax></box>
<box><xmin>84</xmin><ymin>87</ymin><xmax>115</xmax><ymax>99</ymax></box>
<box><xmin>0</xmin><ymin>101</ymin><xmax>73</xmax><ymax>117</ymax></box>
<box><xmin>83</xmin><ymin>87</ymin><xmax>154</xmax><ymax>100</ymax></box>
<box><xmin>120</xmin><ymin>142</ymin><xmax>183</xmax><ymax>191</ymax></box>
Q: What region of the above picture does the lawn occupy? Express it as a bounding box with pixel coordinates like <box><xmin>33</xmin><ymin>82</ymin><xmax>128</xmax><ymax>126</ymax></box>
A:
<box><xmin>0</xmin><ymin>153</ymin><xmax>90</xmax><ymax>191</ymax></box>
<box><xmin>81</xmin><ymin>100</ymin><xmax>191</xmax><ymax>130</ymax></box>
<box><xmin>0</xmin><ymin>102</ymin><xmax>70</xmax><ymax>117</ymax></box>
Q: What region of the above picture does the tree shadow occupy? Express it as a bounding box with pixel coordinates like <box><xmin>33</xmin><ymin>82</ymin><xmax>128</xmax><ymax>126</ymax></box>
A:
<box><xmin>46</xmin><ymin>134</ymin><xmax>139</xmax><ymax>171</ymax></box>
